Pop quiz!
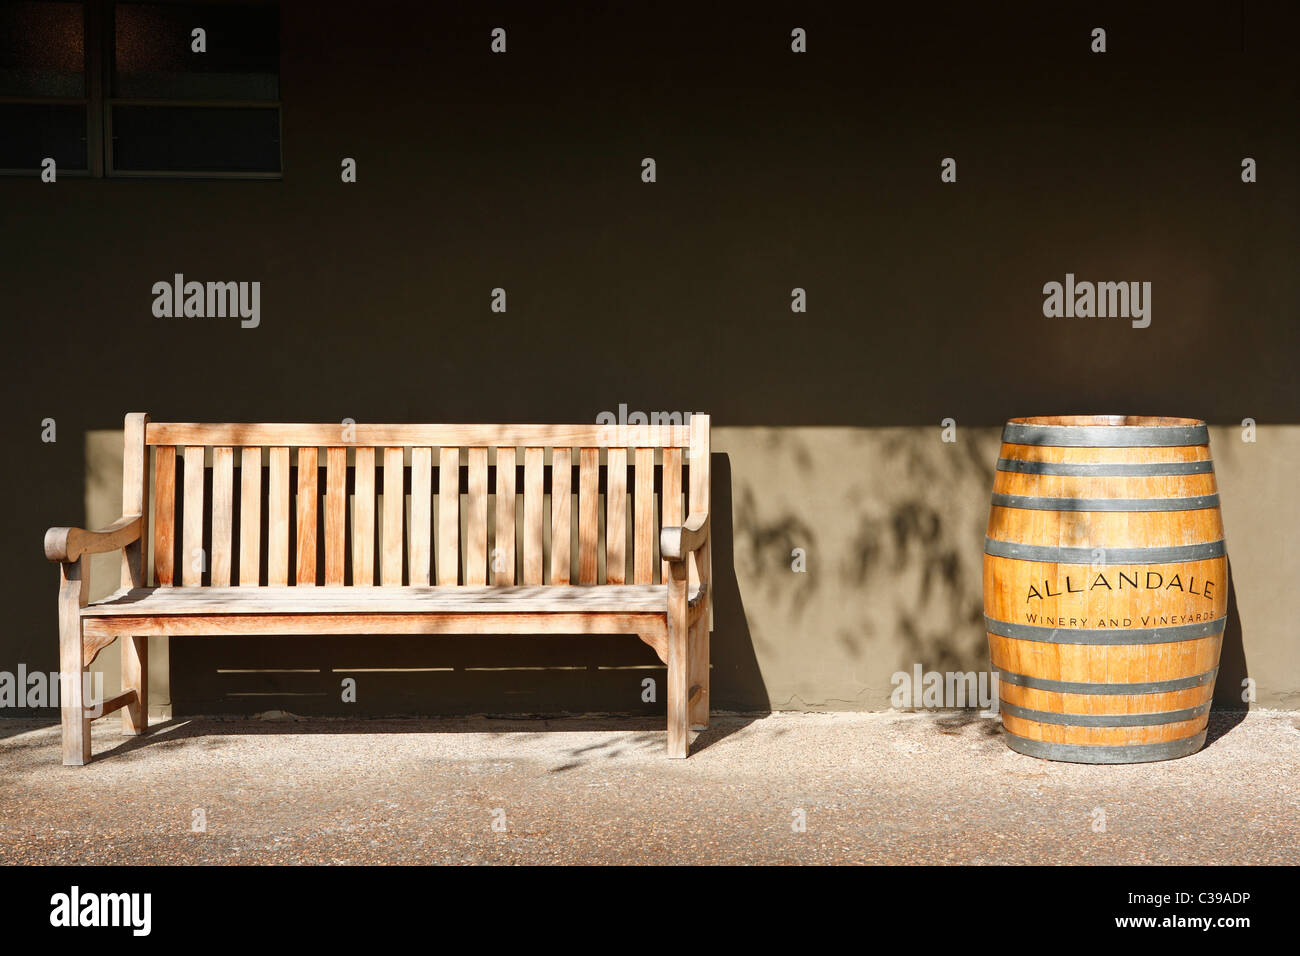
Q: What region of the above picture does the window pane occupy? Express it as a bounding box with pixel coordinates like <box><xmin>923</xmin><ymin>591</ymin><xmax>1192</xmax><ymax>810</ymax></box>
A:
<box><xmin>114</xmin><ymin>2</ymin><xmax>279</xmax><ymax>100</ymax></box>
<box><xmin>0</xmin><ymin>103</ymin><xmax>87</xmax><ymax>169</ymax></box>
<box><xmin>0</xmin><ymin>2</ymin><xmax>86</xmax><ymax>97</ymax></box>
<box><xmin>111</xmin><ymin>105</ymin><xmax>279</xmax><ymax>172</ymax></box>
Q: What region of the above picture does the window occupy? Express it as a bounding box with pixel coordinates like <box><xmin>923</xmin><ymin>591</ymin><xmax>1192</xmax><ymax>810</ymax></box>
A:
<box><xmin>0</xmin><ymin>0</ymin><xmax>280</xmax><ymax>178</ymax></box>
<box><xmin>0</xmin><ymin>2</ymin><xmax>91</xmax><ymax>174</ymax></box>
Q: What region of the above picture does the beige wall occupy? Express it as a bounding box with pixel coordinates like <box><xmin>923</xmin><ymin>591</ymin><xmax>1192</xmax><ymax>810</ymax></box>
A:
<box><xmin>83</xmin><ymin>424</ymin><xmax>1297</xmax><ymax>713</ymax></box>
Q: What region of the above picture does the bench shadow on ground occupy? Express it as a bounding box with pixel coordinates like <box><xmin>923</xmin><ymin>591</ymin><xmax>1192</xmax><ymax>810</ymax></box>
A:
<box><xmin>144</xmin><ymin>452</ymin><xmax>771</xmax><ymax>769</ymax></box>
<box><xmin>87</xmin><ymin>712</ymin><xmax>761</xmax><ymax>768</ymax></box>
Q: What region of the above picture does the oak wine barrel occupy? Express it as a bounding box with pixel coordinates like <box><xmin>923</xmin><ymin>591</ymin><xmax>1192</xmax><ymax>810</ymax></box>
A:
<box><xmin>983</xmin><ymin>416</ymin><xmax>1227</xmax><ymax>763</ymax></box>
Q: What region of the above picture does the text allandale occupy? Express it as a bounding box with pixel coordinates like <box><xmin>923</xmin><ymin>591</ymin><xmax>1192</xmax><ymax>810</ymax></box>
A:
<box><xmin>1025</xmin><ymin>570</ymin><xmax>1215</xmax><ymax>603</ymax></box>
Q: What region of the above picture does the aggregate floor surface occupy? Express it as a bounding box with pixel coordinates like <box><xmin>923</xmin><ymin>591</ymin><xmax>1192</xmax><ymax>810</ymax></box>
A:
<box><xmin>1</xmin><ymin>710</ymin><xmax>1296</xmax><ymax>865</ymax></box>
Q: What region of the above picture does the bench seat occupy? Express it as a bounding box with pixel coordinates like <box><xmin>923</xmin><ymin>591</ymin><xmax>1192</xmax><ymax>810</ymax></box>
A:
<box><xmin>83</xmin><ymin>585</ymin><xmax>702</xmax><ymax>616</ymax></box>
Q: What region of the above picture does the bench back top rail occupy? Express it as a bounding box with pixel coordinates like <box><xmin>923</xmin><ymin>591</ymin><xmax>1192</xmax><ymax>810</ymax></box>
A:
<box><xmin>137</xmin><ymin>415</ymin><xmax>709</xmax><ymax>590</ymax></box>
<box><xmin>146</xmin><ymin>423</ymin><xmax>691</xmax><ymax>448</ymax></box>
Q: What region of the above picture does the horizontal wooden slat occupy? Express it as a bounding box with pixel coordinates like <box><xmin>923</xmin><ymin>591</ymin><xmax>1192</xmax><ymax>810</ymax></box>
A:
<box><xmin>85</xmin><ymin>614</ymin><xmax>670</xmax><ymax>658</ymax></box>
<box><xmin>85</xmin><ymin>585</ymin><xmax>677</xmax><ymax>615</ymax></box>
<box><xmin>147</xmin><ymin>423</ymin><xmax>690</xmax><ymax>448</ymax></box>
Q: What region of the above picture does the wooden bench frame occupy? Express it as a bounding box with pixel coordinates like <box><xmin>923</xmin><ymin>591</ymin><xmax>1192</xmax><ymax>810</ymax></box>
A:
<box><xmin>45</xmin><ymin>413</ymin><xmax>712</xmax><ymax>763</ymax></box>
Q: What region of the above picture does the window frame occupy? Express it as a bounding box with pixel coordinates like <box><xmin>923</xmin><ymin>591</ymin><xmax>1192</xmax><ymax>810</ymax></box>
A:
<box><xmin>0</xmin><ymin>1</ymin><xmax>97</xmax><ymax>176</ymax></box>
<box><xmin>0</xmin><ymin>0</ymin><xmax>282</xmax><ymax>179</ymax></box>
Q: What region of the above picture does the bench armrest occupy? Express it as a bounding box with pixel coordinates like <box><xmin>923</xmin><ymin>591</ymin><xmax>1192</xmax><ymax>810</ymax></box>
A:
<box><xmin>660</xmin><ymin>512</ymin><xmax>709</xmax><ymax>561</ymax></box>
<box><xmin>45</xmin><ymin>515</ymin><xmax>142</xmax><ymax>563</ymax></box>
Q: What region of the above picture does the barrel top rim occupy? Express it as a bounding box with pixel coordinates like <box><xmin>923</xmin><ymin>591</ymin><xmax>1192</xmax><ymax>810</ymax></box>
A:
<box><xmin>1007</xmin><ymin>415</ymin><xmax>1205</xmax><ymax>428</ymax></box>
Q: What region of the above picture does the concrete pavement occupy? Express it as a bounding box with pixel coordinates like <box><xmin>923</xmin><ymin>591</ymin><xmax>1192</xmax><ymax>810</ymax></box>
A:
<box><xmin>1</xmin><ymin>710</ymin><xmax>1296</xmax><ymax>865</ymax></box>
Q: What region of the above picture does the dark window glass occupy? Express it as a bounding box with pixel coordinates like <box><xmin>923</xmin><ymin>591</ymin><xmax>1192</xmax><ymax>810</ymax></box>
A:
<box><xmin>0</xmin><ymin>1</ymin><xmax>86</xmax><ymax>97</ymax></box>
<box><xmin>114</xmin><ymin>2</ymin><xmax>279</xmax><ymax>100</ymax></box>
<box><xmin>0</xmin><ymin>103</ymin><xmax>87</xmax><ymax>169</ymax></box>
<box><xmin>111</xmin><ymin>105</ymin><xmax>279</xmax><ymax>171</ymax></box>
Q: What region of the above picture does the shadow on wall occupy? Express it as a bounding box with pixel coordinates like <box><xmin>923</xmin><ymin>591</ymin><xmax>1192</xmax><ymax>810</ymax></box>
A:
<box><xmin>173</xmin><ymin>451</ymin><xmax>772</xmax><ymax>719</ymax></box>
<box><xmin>841</xmin><ymin>431</ymin><xmax>994</xmax><ymax>676</ymax></box>
<box><xmin>1207</xmin><ymin>560</ymin><xmax>1249</xmax><ymax>743</ymax></box>
<box><xmin>706</xmin><ymin>453</ymin><xmax>768</xmax><ymax>711</ymax></box>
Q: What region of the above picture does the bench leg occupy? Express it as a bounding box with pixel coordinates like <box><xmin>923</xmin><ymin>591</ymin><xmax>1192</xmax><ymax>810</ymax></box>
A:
<box><xmin>688</xmin><ymin>616</ymin><xmax>710</xmax><ymax>730</ymax></box>
<box><xmin>688</xmin><ymin>540</ymin><xmax>711</xmax><ymax>730</ymax></box>
<box><xmin>121</xmin><ymin>635</ymin><xmax>148</xmax><ymax>735</ymax></box>
<box><xmin>58</xmin><ymin>560</ymin><xmax>90</xmax><ymax>766</ymax></box>
<box><xmin>666</xmin><ymin>560</ymin><xmax>690</xmax><ymax>758</ymax></box>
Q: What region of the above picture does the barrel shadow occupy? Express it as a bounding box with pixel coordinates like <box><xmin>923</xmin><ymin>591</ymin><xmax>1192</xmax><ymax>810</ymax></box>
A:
<box><xmin>1206</xmin><ymin>557</ymin><xmax>1248</xmax><ymax>747</ymax></box>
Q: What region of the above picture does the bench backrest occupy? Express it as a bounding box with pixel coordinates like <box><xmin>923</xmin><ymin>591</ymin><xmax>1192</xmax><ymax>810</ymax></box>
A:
<box><xmin>130</xmin><ymin>416</ymin><xmax>709</xmax><ymax>589</ymax></box>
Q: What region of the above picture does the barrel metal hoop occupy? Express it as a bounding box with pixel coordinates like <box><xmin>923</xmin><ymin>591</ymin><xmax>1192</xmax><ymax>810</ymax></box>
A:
<box><xmin>983</xmin><ymin>537</ymin><xmax>1226</xmax><ymax>564</ymax></box>
<box><xmin>1000</xmin><ymin>700</ymin><xmax>1211</xmax><ymax>727</ymax></box>
<box><xmin>984</xmin><ymin>614</ymin><xmax>1226</xmax><ymax>645</ymax></box>
<box><xmin>994</xmin><ymin>667</ymin><xmax>1218</xmax><ymax>694</ymax></box>
<box><xmin>996</xmin><ymin>458</ymin><xmax>1214</xmax><ymax>477</ymax></box>
<box><xmin>1002</xmin><ymin>731</ymin><xmax>1208</xmax><ymax>764</ymax></box>
<box><xmin>1002</xmin><ymin>423</ymin><xmax>1209</xmax><ymax>447</ymax></box>
<box><xmin>991</xmin><ymin>493</ymin><xmax>1220</xmax><ymax>512</ymax></box>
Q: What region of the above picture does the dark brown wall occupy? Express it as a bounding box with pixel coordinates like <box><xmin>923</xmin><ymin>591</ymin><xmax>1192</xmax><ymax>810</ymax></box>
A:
<box><xmin>4</xmin><ymin>1</ymin><xmax>1297</xmax><ymax>716</ymax></box>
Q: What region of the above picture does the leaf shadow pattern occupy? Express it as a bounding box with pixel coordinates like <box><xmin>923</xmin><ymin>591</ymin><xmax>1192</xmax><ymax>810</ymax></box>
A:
<box><xmin>733</xmin><ymin>487</ymin><xmax>818</xmax><ymax>616</ymax></box>
<box><xmin>841</xmin><ymin>431</ymin><xmax>993</xmax><ymax>676</ymax></box>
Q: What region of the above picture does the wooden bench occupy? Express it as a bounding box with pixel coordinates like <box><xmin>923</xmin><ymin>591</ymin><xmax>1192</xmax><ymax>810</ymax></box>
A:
<box><xmin>45</xmin><ymin>414</ymin><xmax>712</xmax><ymax>764</ymax></box>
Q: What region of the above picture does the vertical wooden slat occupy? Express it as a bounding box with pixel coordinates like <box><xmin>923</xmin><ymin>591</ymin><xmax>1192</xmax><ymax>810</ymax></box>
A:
<box><xmin>633</xmin><ymin>447</ymin><xmax>655</xmax><ymax>584</ymax></box>
<box><xmin>325</xmin><ymin>447</ymin><xmax>347</xmax><ymax>586</ymax></box>
<box><xmin>605</xmin><ymin>447</ymin><xmax>627</xmax><ymax>584</ymax></box>
<box><xmin>210</xmin><ymin>446</ymin><xmax>234</xmax><ymax>586</ymax></box>
<box><xmin>239</xmin><ymin>447</ymin><xmax>261</xmax><ymax>586</ymax></box>
<box><xmin>494</xmin><ymin>447</ymin><xmax>516</xmax><ymax>585</ymax></box>
<box><xmin>352</xmin><ymin>447</ymin><xmax>375</xmax><ymax>586</ymax></box>
<box><xmin>578</xmin><ymin>447</ymin><xmax>599</xmax><ymax>584</ymax></box>
<box><xmin>437</xmin><ymin>447</ymin><xmax>460</xmax><ymax>585</ymax></box>
<box><xmin>182</xmin><ymin>446</ymin><xmax>204</xmax><ymax>586</ymax></box>
<box><xmin>522</xmin><ymin>447</ymin><xmax>544</xmax><ymax>585</ymax></box>
<box><xmin>153</xmin><ymin>445</ymin><xmax>176</xmax><ymax>586</ymax></box>
<box><xmin>409</xmin><ymin>447</ymin><xmax>432</xmax><ymax>585</ymax></box>
<box><xmin>121</xmin><ymin>413</ymin><xmax>150</xmax><ymax>587</ymax></box>
<box><xmin>550</xmin><ymin>448</ymin><xmax>572</xmax><ymax>584</ymax></box>
<box><xmin>382</xmin><ymin>447</ymin><xmax>404</xmax><ymax>586</ymax></box>
<box><xmin>465</xmin><ymin>448</ymin><xmax>488</xmax><ymax>585</ymax></box>
<box><xmin>295</xmin><ymin>447</ymin><xmax>318</xmax><ymax>586</ymax></box>
<box><xmin>661</xmin><ymin>446</ymin><xmax>682</xmax><ymax>585</ymax></box>
<box><xmin>267</xmin><ymin>447</ymin><xmax>290</xmax><ymax>585</ymax></box>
